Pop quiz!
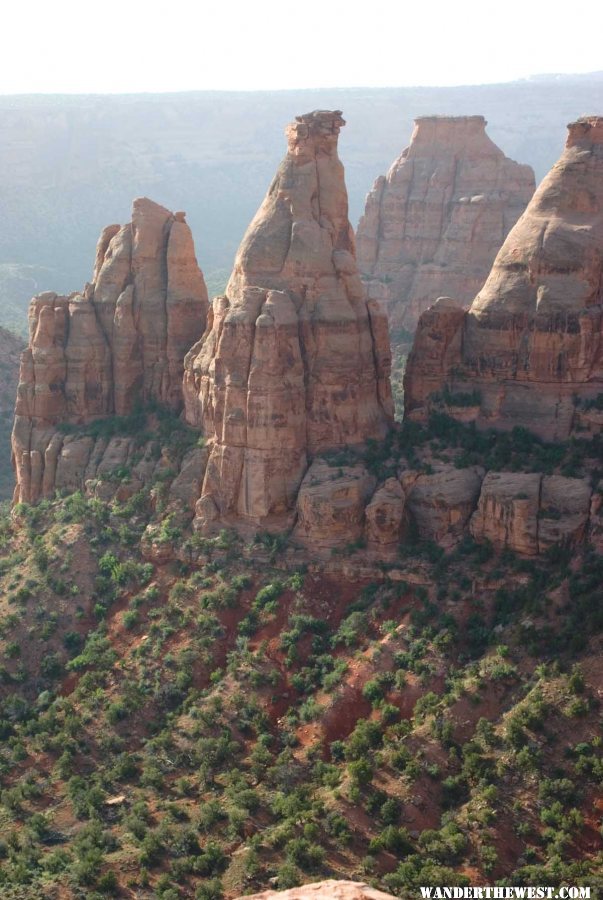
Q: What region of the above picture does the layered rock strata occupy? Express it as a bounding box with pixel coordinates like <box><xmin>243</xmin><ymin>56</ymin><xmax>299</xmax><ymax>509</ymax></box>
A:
<box><xmin>183</xmin><ymin>110</ymin><xmax>393</xmax><ymax>533</ymax></box>
<box><xmin>469</xmin><ymin>472</ymin><xmax>592</xmax><ymax>555</ymax></box>
<box><xmin>294</xmin><ymin>460</ymin><xmax>592</xmax><ymax>558</ymax></box>
<box><xmin>12</xmin><ymin>198</ymin><xmax>208</xmax><ymax>504</ymax></box>
<box><xmin>405</xmin><ymin>117</ymin><xmax>603</xmax><ymax>441</ymax></box>
<box><xmin>357</xmin><ymin>116</ymin><xmax>535</xmax><ymax>332</ymax></box>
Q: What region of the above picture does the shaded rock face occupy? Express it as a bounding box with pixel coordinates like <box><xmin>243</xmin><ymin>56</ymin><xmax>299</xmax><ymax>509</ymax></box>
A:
<box><xmin>0</xmin><ymin>327</ymin><xmax>26</xmax><ymax>501</ymax></box>
<box><xmin>365</xmin><ymin>477</ymin><xmax>406</xmax><ymax>547</ymax></box>
<box><xmin>238</xmin><ymin>881</ymin><xmax>397</xmax><ymax>900</ymax></box>
<box><xmin>0</xmin><ymin>327</ymin><xmax>25</xmax><ymax>415</ymax></box>
<box><xmin>184</xmin><ymin>110</ymin><xmax>393</xmax><ymax>533</ymax></box>
<box><xmin>470</xmin><ymin>472</ymin><xmax>592</xmax><ymax>555</ymax></box>
<box><xmin>44</xmin><ymin>435</ymin><xmax>204</xmax><ymax>507</ymax></box>
<box><xmin>405</xmin><ymin>117</ymin><xmax>603</xmax><ymax>441</ymax></box>
<box><xmin>357</xmin><ymin>116</ymin><xmax>535</xmax><ymax>332</ymax></box>
<box><xmin>12</xmin><ymin>198</ymin><xmax>208</xmax><ymax>504</ymax></box>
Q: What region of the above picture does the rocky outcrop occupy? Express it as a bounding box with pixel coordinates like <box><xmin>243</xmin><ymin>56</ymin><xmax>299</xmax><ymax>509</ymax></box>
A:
<box><xmin>588</xmin><ymin>483</ymin><xmax>603</xmax><ymax>554</ymax></box>
<box><xmin>357</xmin><ymin>116</ymin><xmax>534</xmax><ymax>332</ymax></box>
<box><xmin>405</xmin><ymin>117</ymin><xmax>603</xmax><ymax>441</ymax></box>
<box><xmin>12</xmin><ymin>198</ymin><xmax>208</xmax><ymax>504</ymax></box>
<box><xmin>365</xmin><ymin>477</ymin><xmax>406</xmax><ymax>547</ymax></box>
<box><xmin>239</xmin><ymin>882</ymin><xmax>396</xmax><ymax>900</ymax></box>
<box><xmin>404</xmin><ymin>465</ymin><xmax>484</xmax><ymax>547</ymax></box>
<box><xmin>470</xmin><ymin>472</ymin><xmax>542</xmax><ymax>555</ymax></box>
<box><xmin>470</xmin><ymin>472</ymin><xmax>591</xmax><ymax>555</ymax></box>
<box><xmin>294</xmin><ymin>461</ymin><xmax>377</xmax><ymax>550</ymax></box>
<box><xmin>291</xmin><ymin>456</ymin><xmax>594</xmax><ymax>557</ymax></box>
<box><xmin>184</xmin><ymin>110</ymin><xmax>393</xmax><ymax>534</ymax></box>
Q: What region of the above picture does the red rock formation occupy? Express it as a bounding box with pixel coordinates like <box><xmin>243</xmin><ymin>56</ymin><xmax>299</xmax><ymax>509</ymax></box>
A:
<box><xmin>184</xmin><ymin>111</ymin><xmax>393</xmax><ymax>533</ymax></box>
<box><xmin>239</xmin><ymin>882</ymin><xmax>396</xmax><ymax>900</ymax></box>
<box><xmin>470</xmin><ymin>472</ymin><xmax>591</xmax><ymax>555</ymax></box>
<box><xmin>12</xmin><ymin>198</ymin><xmax>208</xmax><ymax>503</ymax></box>
<box><xmin>357</xmin><ymin>116</ymin><xmax>535</xmax><ymax>332</ymax></box>
<box><xmin>294</xmin><ymin>461</ymin><xmax>377</xmax><ymax>549</ymax></box>
<box><xmin>405</xmin><ymin>117</ymin><xmax>603</xmax><ymax>441</ymax></box>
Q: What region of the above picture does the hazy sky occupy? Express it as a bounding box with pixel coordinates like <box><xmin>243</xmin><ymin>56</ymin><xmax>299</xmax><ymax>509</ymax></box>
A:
<box><xmin>3</xmin><ymin>0</ymin><xmax>602</xmax><ymax>94</ymax></box>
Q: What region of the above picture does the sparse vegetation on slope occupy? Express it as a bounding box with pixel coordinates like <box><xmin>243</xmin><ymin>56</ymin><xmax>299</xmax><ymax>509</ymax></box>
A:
<box><xmin>0</xmin><ymin>436</ymin><xmax>600</xmax><ymax>898</ymax></box>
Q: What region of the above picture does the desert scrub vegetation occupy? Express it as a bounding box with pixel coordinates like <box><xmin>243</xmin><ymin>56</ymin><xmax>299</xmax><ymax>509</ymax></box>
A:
<box><xmin>0</xmin><ymin>488</ymin><xmax>600</xmax><ymax>895</ymax></box>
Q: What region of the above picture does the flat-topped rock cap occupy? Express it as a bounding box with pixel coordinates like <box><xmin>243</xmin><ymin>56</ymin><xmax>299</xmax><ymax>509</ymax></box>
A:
<box><xmin>566</xmin><ymin>116</ymin><xmax>603</xmax><ymax>147</ymax></box>
<box><xmin>287</xmin><ymin>110</ymin><xmax>346</xmax><ymax>144</ymax></box>
<box><xmin>411</xmin><ymin>114</ymin><xmax>490</xmax><ymax>141</ymax></box>
<box><xmin>414</xmin><ymin>114</ymin><xmax>487</xmax><ymax>124</ymax></box>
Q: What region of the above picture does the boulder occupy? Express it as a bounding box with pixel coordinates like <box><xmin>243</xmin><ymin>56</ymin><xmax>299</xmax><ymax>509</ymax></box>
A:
<box><xmin>365</xmin><ymin>477</ymin><xmax>406</xmax><ymax>545</ymax></box>
<box><xmin>470</xmin><ymin>472</ymin><xmax>541</xmax><ymax>555</ymax></box>
<box><xmin>538</xmin><ymin>475</ymin><xmax>592</xmax><ymax>551</ymax></box>
<box><xmin>294</xmin><ymin>460</ymin><xmax>376</xmax><ymax>551</ymax></box>
<box><xmin>405</xmin><ymin>465</ymin><xmax>484</xmax><ymax>546</ymax></box>
<box><xmin>470</xmin><ymin>472</ymin><xmax>591</xmax><ymax>555</ymax></box>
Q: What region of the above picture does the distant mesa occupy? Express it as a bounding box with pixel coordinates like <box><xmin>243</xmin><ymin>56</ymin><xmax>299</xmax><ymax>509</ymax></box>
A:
<box><xmin>356</xmin><ymin>114</ymin><xmax>535</xmax><ymax>333</ymax></box>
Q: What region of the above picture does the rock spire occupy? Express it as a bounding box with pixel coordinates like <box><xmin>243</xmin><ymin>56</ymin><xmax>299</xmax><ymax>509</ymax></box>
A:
<box><xmin>183</xmin><ymin>110</ymin><xmax>394</xmax><ymax>532</ymax></box>
<box><xmin>12</xmin><ymin>198</ymin><xmax>208</xmax><ymax>503</ymax></box>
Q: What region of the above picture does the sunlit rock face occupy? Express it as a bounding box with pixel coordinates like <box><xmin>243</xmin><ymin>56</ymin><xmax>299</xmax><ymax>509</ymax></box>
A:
<box><xmin>238</xmin><ymin>881</ymin><xmax>398</xmax><ymax>900</ymax></box>
<box><xmin>12</xmin><ymin>198</ymin><xmax>208</xmax><ymax>503</ymax></box>
<box><xmin>404</xmin><ymin>117</ymin><xmax>603</xmax><ymax>442</ymax></box>
<box><xmin>184</xmin><ymin>110</ymin><xmax>393</xmax><ymax>534</ymax></box>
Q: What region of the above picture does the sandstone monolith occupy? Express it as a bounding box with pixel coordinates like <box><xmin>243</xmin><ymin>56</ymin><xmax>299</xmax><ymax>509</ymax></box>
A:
<box><xmin>184</xmin><ymin>110</ymin><xmax>393</xmax><ymax>533</ymax></box>
<box><xmin>357</xmin><ymin>116</ymin><xmax>535</xmax><ymax>332</ymax></box>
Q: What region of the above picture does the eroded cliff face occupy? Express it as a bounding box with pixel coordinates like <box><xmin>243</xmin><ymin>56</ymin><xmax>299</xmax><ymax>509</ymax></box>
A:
<box><xmin>357</xmin><ymin>116</ymin><xmax>535</xmax><ymax>333</ymax></box>
<box><xmin>183</xmin><ymin>110</ymin><xmax>394</xmax><ymax>534</ymax></box>
<box><xmin>405</xmin><ymin>117</ymin><xmax>603</xmax><ymax>441</ymax></box>
<box><xmin>12</xmin><ymin>198</ymin><xmax>208</xmax><ymax>504</ymax></box>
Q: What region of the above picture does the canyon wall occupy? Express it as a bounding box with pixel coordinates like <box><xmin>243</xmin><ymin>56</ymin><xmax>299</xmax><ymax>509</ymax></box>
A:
<box><xmin>357</xmin><ymin>116</ymin><xmax>535</xmax><ymax>332</ymax></box>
